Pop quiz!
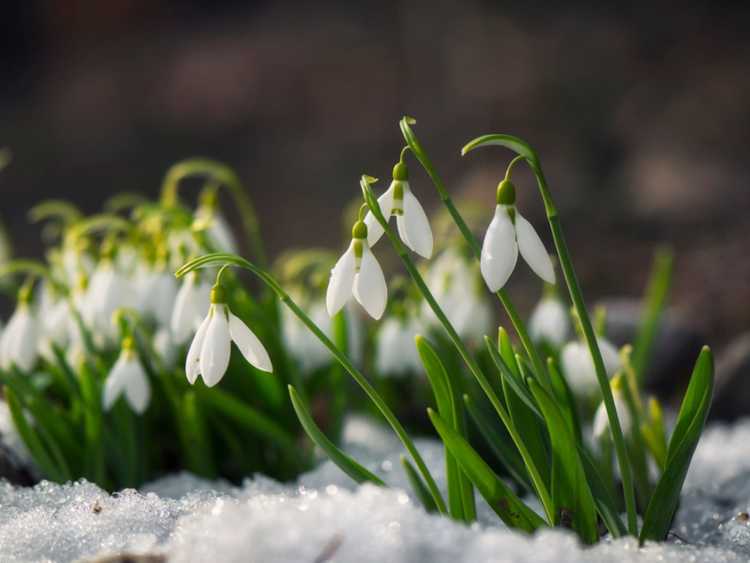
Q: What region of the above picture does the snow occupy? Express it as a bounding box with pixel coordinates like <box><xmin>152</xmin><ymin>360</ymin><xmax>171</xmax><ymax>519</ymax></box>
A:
<box><xmin>0</xmin><ymin>417</ymin><xmax>749</xmax><ymax>562</ymax></box>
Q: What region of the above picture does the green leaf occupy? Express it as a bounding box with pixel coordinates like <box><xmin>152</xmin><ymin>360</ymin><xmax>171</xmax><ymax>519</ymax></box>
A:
<box><xmin>463</xmin><ymin>393</ymin><xmax>532</xmax><ymax>492</ymax></box>
<box><xmin>400</xmin><ymin>456</ymin><xmax>438</xmax><ymax>513</ymax></box>
<box><xmin>416</xmin><ymin>335</ymin><xmax>474</xmax><ymax>522</ymax></box>
<box><xmin>484</xmin><ymin>336</ymin><xmax>540</xmax><ymax>419</ymax></box>
<box><xmin>288</xmin><ymin>385</ymin><xmax>384</xmax><ymax>486</ymax></box>
<box><xmin>632</xmin><ymin>248</ymin><xmax>673</xmax><ymax>383</ymax></box>
<box><xmin>547</xmin><ymin>357</ymin><xmax>582</xmax><ymax>443</ymax></box>
<box><xmin>428</xmin><ymin>408</ymin><xmax>545</xmax><ymax>533</ymax></box>
<box><xmin>640</xmin><ymin>346</ymin><xmax>714</xmax><ymax>543</ymax></box>
<box><xmin>528</xmin><ymin>379</ymin><xmax>599</xmax><ymax>544</ymax></box>
<box><xmin>578</xmin><ymin>446</ymin><xmax>627</xmax><ymax>538</ymax></box>
<box><xmin>5</xmin><ymin>387</ymin><xmax>62</xmax><ymax>481</ymax></box>
<box><xmin>180</xmin><ymin>391</ymin><xmax>217</xmax><ymax>479</ymax></box>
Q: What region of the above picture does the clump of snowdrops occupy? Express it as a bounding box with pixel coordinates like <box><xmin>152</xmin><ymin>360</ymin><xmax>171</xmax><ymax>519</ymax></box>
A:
<box><xmin>0</xmin><ymin>159</ymin><xmax>351</xmax><ymax>488</ymax></box>
<box><xmin>179</xmin><ymin>118</ymin><xmax>713</xmax><ymax>545</ymax></box>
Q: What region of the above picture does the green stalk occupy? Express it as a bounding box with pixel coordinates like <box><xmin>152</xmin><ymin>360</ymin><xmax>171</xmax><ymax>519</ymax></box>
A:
<box><xmin>160</xmin><ymin>158</ymin><xmax>267</xmax><ymax>267</ymax></box>
<box><xmin>361</xmin><ymin>177</ymin><xmax>555</xmax><ymax>524</ymax></box>
<box><xmin>462</xmin><ymin>133</ymin><xmax>638</xmax><ymax>535</ymax></box>
<box><xmin>176</xmin><ymin>253</ymin><xmax>447</xmax><ymax>514</ymax></box>
<box><xmin>399</xmin><ymin>117</ymin><xmax>550</xmax><ymax>389</ymax></box>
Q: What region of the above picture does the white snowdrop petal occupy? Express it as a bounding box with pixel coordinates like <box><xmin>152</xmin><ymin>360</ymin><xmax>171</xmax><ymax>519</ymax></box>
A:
<box><xmin>103</xmin><ymin>357</ymin><xmax>129</xmax><ymax>411</ymax></box>
<box><xmin>124</xmin><ymin>363</ymin><xmax>151</xmax><ymax>414</ymax></box>
<box><xmin>529</xmin><ymin>298</ymin><xmax>569</xmax><ymax>346</ymax></box>
<box><xmin>326</xmin><ymin>244</ymin><xmax>356</xmax><ymax>317</ymax></box>
<box><xmin>353</xmin><ymin>247</ymin><xmax>387</xmax><ymax>320</ymax></box>
<box><xmin>185</xmin><ymin>315</ymin><xmax>211</xmax><ymax>384</ymax></box>
<box><xmin>515</xmin><ymin>213</ymin><xmax>555</xmax><ymax>284</ymax></box>
<box><xmin>200</xmin><ymin>306</ymin><xmax>231</xmax><ymax>387</ymax></box>
<box><xmin>400</xmin><ymin>189</ymin><xmax>433</xmax><ymax>258</ymax></box>
<box><xmin>364</xmin><ymin>186</ymin><xmax>395</xmax><ymax>247</ymax></box>
<box><xmin>229</xmin><ymin>313</ymin><xmax>273</xmax><ymax>373</ymax></box>
<box><xmin>593</xmin><ymin>395</ymin><xmax>631</xmax><ymax>442</ymax></box>
<box><xmin>561</xmin><ymin>342</ymin><xmax>599</xmax><ymax>397</ymax></box>
<box><xmin>480</xmin><ymin>206</ymin><xmax>518</xmax><ymax>292</ymax></box>
<box><xmin>598</xmin><ymin>337</ymin><xmax>622</xmax><ymax>376</ymax></box>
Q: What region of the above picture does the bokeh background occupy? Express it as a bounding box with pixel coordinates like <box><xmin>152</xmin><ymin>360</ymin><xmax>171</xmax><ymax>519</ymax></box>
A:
<box><xmin>1</xmin><ymin>1</ymin><xmax>749</xmax><ymax>410</ymax></box>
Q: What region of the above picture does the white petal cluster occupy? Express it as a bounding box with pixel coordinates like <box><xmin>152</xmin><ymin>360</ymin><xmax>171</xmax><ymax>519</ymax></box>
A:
<box><xmin>375</xmin><ymin>317</ymin><xmax>423</xmax><ymax>377</ymax></box>
<box><xmin>0</xmin><ymin>303</ymin><xmax>39</xmax><ymax>372</ymax></box>
<box><xmin>364</xmin><ymin>163</ymin><xmax>433</xmax><ymax>259</ymax></box>
<box><xmin>528</xmin><ymin>296</ymin><xmax>569</xmax><ymax>347</ymax></box>
<box><xmin>186</xmin><ymin>292</ymin><xmax>272</xmax><ymax>387</ymax></box>
<box><xmin>171</xmin><ymin>272</ymin><xmax>212</xmax><ymax>344</ymax></box>
<box><xmin>592</xmin><ymin>387</ymin><xmax>632</xmax><ymax>443</ymax></box>
<box><xmin>103</xmin><ymin>342</ymin><xmax>151</xmax><ymax>414</ymax></box>
<box><xmin>281</xmin><ymin>296</ymin><xmax>332</xmax><ymax>373</ymax></box>
<box><xmin>87</xmin><ymin>261</ymin><xmax>134</xmax><ymax>341</ymax></box>
<box><xmin>422</xmin><ymin>248</ymin><xmax>492</xmax><ymax>342</ymax></box>
<box><xmin>326</xmin><ymin>224</ymin><xmax>387</xmax><ymax>321</ymax></box>
<box><xmin>480</xmin><ymin>180</ymin><xmax>554</xmax><ymax>292</ymax></box>
<box><xmin>561</xmin><ymin>337</ymin><xmax>622</xmax><ymax>397</ymax></box>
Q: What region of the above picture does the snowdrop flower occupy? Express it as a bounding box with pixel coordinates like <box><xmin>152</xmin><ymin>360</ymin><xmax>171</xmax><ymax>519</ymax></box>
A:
<box><xmin>592</xmin><ymin>376</ymin><xmax>632</xmax><ymax>443</ymax></box>
<box><xmin>528</xmin><ymin>293</ymin><xmax>569</xmax><ymax>347</ymax></box>
<box><xmin>185</xmin><ymin>284</ymin><xmax>272</xmax><ymax>387</ymax></box>
<box><xmin>423</xmin><ymin>248</ymin><xmax>492</xmax><ymax>341</ymax></box>
<box><xmin>480</xmin><ymin>178</ymin><xmax>555</xmax><ymax>292</ymax></box>
<box><xmin>171</xmin><ymin>271</ymin><xmax>212</xmax><ymax>344</ymax></box>
<box><xmin>87</xmin><ymin>259</ymin><xmax>134</xmax><ymax>341</ymax></box>
<box><xmin>0</xmin><ymin>292</ymin><xmax>39</xmax><ymax>372</ymax></box>
<box><xmin>103</xmin><ymin>337</ymin><xmax>151</xmax><ymax>414</ymax></box>
<box><xmin>194</xmin><ymin>190</ymin><xmax>237</xmax><ymax>253</ymax></box>
<box><xmin>375</xmin><ymin>317</ymin><xmax>423</xmax><ymax>376</ymax></box>
<box><xmin>326</xmin><ymin>221</ymin><xmax>387</xmax><ymax>320</ymax></box>
<box><xmin>281</xmin><ymin>294</ymin><xmax>332</xmax><ymax>373</ymax></box>
<box><xmin>154</xmin><ymin>327</ymin><xmax>177</xmax><ymax>369</ymax></box>
<box><xmin>364</xmin><ymin>159</ymin><xmax>433</xmax><ymax>258</ymax></box>
<box><xmin>136</xmin><ymin>265</ymin><xmax>178</xmax><ymax>327</ymax></box>
<box><xmin>561</xmin><ymin>336</ymin><xmax>622</xmax><ymax>397</ymax></box>
<box><xmin>36</xmin><ymin>281</ymin><xmax>70</xmax><ymax>358</ymax></box>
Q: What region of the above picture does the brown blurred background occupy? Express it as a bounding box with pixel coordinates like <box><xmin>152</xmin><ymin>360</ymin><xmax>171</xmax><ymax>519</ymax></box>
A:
<box><xmin>1</xmin><ymin>0</ymin><xmax>749</xmax><ymax>352</ymax></box>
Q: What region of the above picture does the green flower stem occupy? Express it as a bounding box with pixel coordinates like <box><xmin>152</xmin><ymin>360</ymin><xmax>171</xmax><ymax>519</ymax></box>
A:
<box><xmin>398</xmin><ymin>118</ymin><xmax>550</xmax><ymax>391</ymax></box>
<box><xmin>361</xmin><ymin>177</ymin><xmax>555</xmax><ymax>525</ymax></box>
<box><xmin>176</xmin><ymin>253</ymin><xmax>447</xmax><ymax>515</ymax></box>
<box><xmin>462</xmin><ymin>134</ymin><xmax>638</xmax><ymax>535</ymax></box>
<box><xmin>161</xmin><ymin>158</ymin><xmax>267</xmax><ymax>267</ymax></box>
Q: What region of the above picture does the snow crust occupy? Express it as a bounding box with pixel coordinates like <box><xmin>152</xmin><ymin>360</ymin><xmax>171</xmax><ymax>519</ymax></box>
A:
<box><xmin>1</xmin><ymin>417</ymin><xmax>750</xmax><ymax>562</ymax></box>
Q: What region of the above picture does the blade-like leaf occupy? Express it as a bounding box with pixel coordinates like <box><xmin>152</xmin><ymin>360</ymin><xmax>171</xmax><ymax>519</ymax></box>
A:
<box><xmin>288</xmin><ymin>385</ymin><xmax>384</xmax><ymax>487</ymax></box>
<box><xmin>428</xmin><ymin>408</ymin><xmax>546</xmax><ymax>533</ymax></box>
<box><xmin>400</xmin><ymin>456</ymin><xmax>438</xmax><ymax>513</ymax></box>
<box><xmin>416</xmin><ymin>335</ymin><xmax>475</xmax><ymax>522</ymax></box>
<box><xmin>640</xmin><ymin>346</ymin><xmax>713</xmax><ymax>543</ymax></box>
<box><xmin>528</xmin><ymin>379</ymin><xmax>599</xmax><ymax>544</ymax></box>
<box><xmin>485</xmin><ymin>335</ymin><xmax>541</xmax><ymax>419</ymax></box>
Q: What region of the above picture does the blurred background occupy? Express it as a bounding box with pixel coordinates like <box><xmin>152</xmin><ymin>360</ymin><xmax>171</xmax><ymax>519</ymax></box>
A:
<box><xmin>1</xmin><ymin>1</ymin><xmax>749</xmax><ymax>411</ymax></box>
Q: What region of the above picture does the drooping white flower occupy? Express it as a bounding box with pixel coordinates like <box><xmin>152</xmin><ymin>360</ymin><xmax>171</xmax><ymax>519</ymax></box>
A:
<box><xmin>136</xmin><ymin>265</ymin><xmax>178</xmax><ymax>327</ymax></box>
<box><xmin>480</xmin><ymin>179</ymin><xmax>555</xmax><ymax>292</ymax></box>
<box><xmin>326</xmin><ymin>221</ymin><xmax>387</xmax><ymax>320</ymax></box>
<box><xmin>194</xmin><ymin>191</ymin><xmax>238</xmax><ymax>253</ymax></box>
<box><xmin>281</xmin><ymin>294</ymin><xmax>331</xmax><ymax>373</ymax></box>
<box><xmin>422</xmin><ymin>248</ymin><xmax>492</xmax><ymax>342</ymax></box>
<box><xmin>37</xmin><ymin>281</ymin><xmax>70</xmax><ymax>359</ymax></box>
<box><xmin>364</xmin><ymin>161</ymin><xmax>433</xmax><ymax>258</ymax></box>
<box><xmin>87</xmin><ymin>260</ymin><xmax>134</xmax><ymax>340</ymax></box>
<box><xmin>529</xmin><ymin>294</ymin><xmax>569</xmax><ymax>347</ymax></box>
<box><xmin>154</xmin><ymin>327</ymin><xmax>177</xmax><ymax>369</ymax></box>
<box><xmin>561</xmin><ymin>337</ymin><xmax>622</xmax><ymax>397</ymax></box>
<box><xmin>375</xmin><ymin>317</ymin><xmax>423</xmax><ymax>377</ymax></box>
<box><xmin>0</xmin><ymin>299</ymin><xmax>40</xmax><ymax>372</ymax></box>
<box><xmin>103</xmin><ymin>338</ymin><xmax>151</xmax><ymax>414</ymax></box>
<box><xmin>185</xmin><ymin>285</ymin><xmax>272</xmax><ymax>387</ymax></box>
<box><xmin>592</xmin><ymin>378</ymin><xmax>632</xmax><ymax>443</ymax></box>
<box><xmin>171</xmin><ymin>271</ymin><xmax>212</xmax><ymax>344</ymax></box>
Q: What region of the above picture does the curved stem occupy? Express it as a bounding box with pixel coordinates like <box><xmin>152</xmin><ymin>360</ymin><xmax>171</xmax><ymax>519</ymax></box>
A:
<box><xmin>176</xmin><ymin>253</ymin><xmax>447</xmax><ymax>514</ymax></box>
<box><xmin>361</xmin><ymin>177</ymin><xmax>555</xmax><ymax>525</ymax></box>
<box><xmin>399</xmin><ymin>118</ymin><xmax>551</xmax><ymax>390</ymax></box>
<box><xmin>462</xmin><ymin>133</ymin><xmax>638</xmax><ymax>536</ymax></box>
<box><xmin>161</xmin><ymin>158</ymin><xmax>267</xmax><ymax>268</ymax></box>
